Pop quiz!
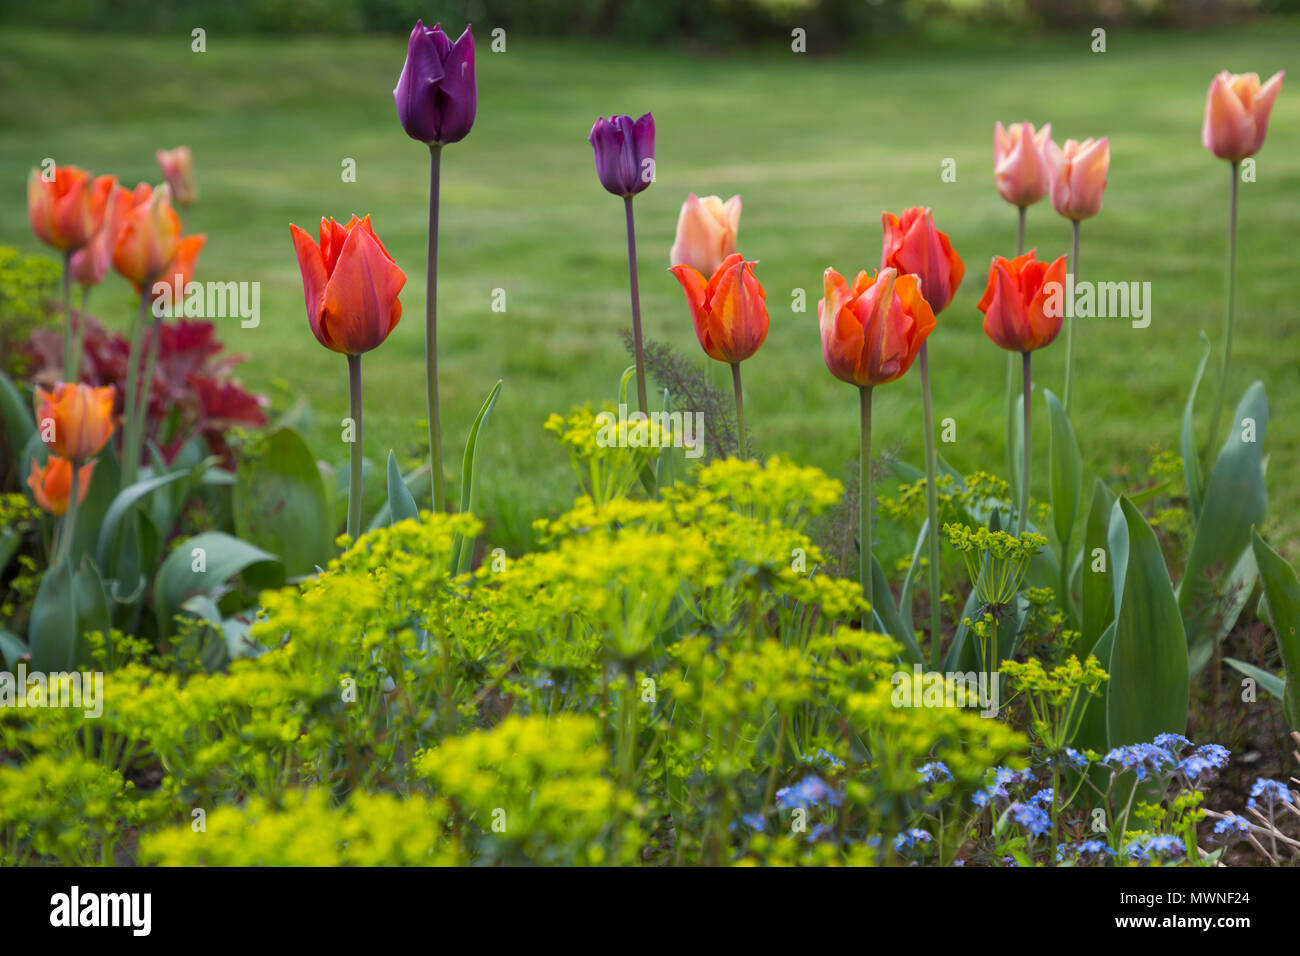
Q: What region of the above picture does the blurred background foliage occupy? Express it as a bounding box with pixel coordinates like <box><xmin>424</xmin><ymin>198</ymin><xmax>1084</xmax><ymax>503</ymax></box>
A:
<box><xmin>5</xmin><ymin>0</ymin><xmax>1297</xmax><ymax>41</ymax></box>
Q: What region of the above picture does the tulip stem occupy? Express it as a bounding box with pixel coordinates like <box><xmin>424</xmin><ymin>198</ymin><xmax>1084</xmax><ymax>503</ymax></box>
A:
<box><xmin>73</xmin><ymin>287</ymin><xmax>89</xmax><ymax>380</ymax></box>
<box><xmin>859</xmin><ymin>385</ymin><xmax>874</xmax><ymax>631</ymax></box>
<box><xmin>61</xmin><ymin>251</ymin><xmax>75</xmax><ymax>381</ymax></box>
<box><xmin>54</xmin><ymin>464</ymin><xmax>80</xmax><ymax>568</ymax></box>
<box><xmin>1019</xmin><ymin>351</ymin><xmax>1032</xmax><ymax>538</ymax></box>
<box><xmin>1206</xmin><ymin>161</ymin><xmax>1239</xmax><ymax>463</ymax></box>
<box><xmin>425</xmin><ymin>144</ymin><xmax>445</xmax><ymax>513</ymax></box>
<box><xmin>347</xmin><ymin>354</ymin><xmax>363</xmax><ymax>541</ymax></box>
<box><xmin>730</xmin><ymin>362</ymin><xmax>747</xmax><ymax>459</ymax></box>
<box><xmin>1064</xmin><ymin>219</ymin><xmax>1080</xmax><ymax>415</ymax></box>
<box><xmin>1006</xmin><ymin>206</ymin><xmax>1026</xmax><ymax>498</ymax></box>
<box><xmin>121</xmin><ymin>289</ymin><xmax>150</xmax><ymax>487</ymax></box>
<box><xmin>919</xmin><ymin>345</ymin><xmax>943</xmax><ymax>668</ymax></box>
<box><xmin>134</xmin><ymin>311</ymin><xmax>164</xmax><ymax>471</ymax></box>
<box><xmin>623</xmin><ymin>196</ymin><xmax>649</xmax><ymax>414</ymax></box>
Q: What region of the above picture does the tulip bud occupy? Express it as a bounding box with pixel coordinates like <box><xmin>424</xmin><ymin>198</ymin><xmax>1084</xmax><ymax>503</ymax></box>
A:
<box><xmin>1045</xmin><ymin>137</ymin><xmax>1110</xmax><ymax>222</ymax></box>
<box><xmin>588</xmin><ymin>113</ymin><xmax>655</xmax><ymax>197</ymax></box>
<box><xmin>669</xmin><ymin>194</ymin><xmax>741</xmax><ymax>277</ymax></box>
<box><xmin>28</xmin><ymin>456</ymin><xmax>95</xmax><ymax>516</ymax></box>
<box><xmin>289</xmin><ymin>215</ymin><xmax>406</xmax><ymax>355</ymax></box>
<box><xmin>669</xmin><ymin>253</ymin><xmax>768</xmax><ymax>365</ymax></box>
<box><xmin>393</xmin><ymin>20</ymin><xmax>477</xmax><ymax>146</ymax></box>
<box><xmin>27</xmin><ymin>165</ymin><xmax>116</xmax><ymax>253</ymax></box>
<box><xmin>817</xmin><ymin>267</ymin><xmax>935</xmax><ymax>387</ymax></box>
<box><xmin>156</xmin><ymin>146</ymin><xmax>199</xmax><ymax>205</ymax></box>
<box><xmin>880</xmin><ymin>207</ymin><xmax>965</xmax><ymax>315</ymax></box>
<box><xmin>977</xmin><ymin>250</ymin><xmax>1068</xmax><ymax>354</ymax></box>
<box><xmin>994</xmin><ymin>122</ymin><xmax>1051</xmax><ymax>208</ymax></box>
<box><xmin>34</xmin><ymin>382</ymin><xmax>117</xmax><ymax>464</ymax></box>
<box><xmin>1202</xmin><ymin>70</ymin><xmax>1284</xmax><ymax>162</ymax></box>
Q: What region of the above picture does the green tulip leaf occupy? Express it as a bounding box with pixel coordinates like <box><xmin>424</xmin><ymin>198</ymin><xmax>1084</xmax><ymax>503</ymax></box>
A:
<box><xmin>154</xmin><ymin>532</ymin><xmax>282</xmax><ymax>639</ymax></box>
<box><xmin>234</xmin><ymin>427</ymin><xmax>333</xmax><ymax>578</ymax></box>
<box><xmin>1249</xmin><ymin>529</ymin><xmax>1300</xmax><ymax>729</ymax></box>
<box><xmin>1181</xmin><ymin>332</ymin><xmax>1212</xmax><ymax>518</ymax></box>
<box><xmin>451</xmin><ymin>380</ymin><xmax>503</xmax><ymax>574</ymax></box>
<box><xmin>386</xmin><ymin>449</ymin><xmax>420</xmax><ymax>525</ymax></box>
<box><xmin>28</xmin><ymin>560</ymin><xmax>77</xmax><ymax>673</ymax></box>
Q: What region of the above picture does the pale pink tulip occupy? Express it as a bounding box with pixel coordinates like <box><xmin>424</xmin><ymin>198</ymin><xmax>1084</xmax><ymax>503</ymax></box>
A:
<box><xmin>668</xmin><ymin>193</ymin><xmax>741</xmax><ymax>276</ymax></box>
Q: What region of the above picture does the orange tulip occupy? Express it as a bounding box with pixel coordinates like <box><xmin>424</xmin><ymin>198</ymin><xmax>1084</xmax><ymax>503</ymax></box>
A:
<box><xmin>112</xmin><ymin>183</ymin><xmax>182</xmax><ymax>287</ymax></box>
<box><xmin>669</xmin><ymin>253</ymin><xmax>768</xmax><ymax>364</ymax></box>
<box><xmin>290</xmin><ymin>215</ymin><xmax>406</xmax><ymax>355</ymax></box>
<box><xmin>977</xmin><ymin>250</ymin><xmax>1068</xmax><ymax>354</ymax></box>
<box><xmin>669</xmin><ymin>193</ymin><xmax>742</xmax><ymax>277</ymax></box>
<box><xmin>34</xmin><ymin>382</ymin><xmax>116</xmax><ymax>463</ymax></box>
<box><xmin>70</xmin><ymin>183</ymin><xmax>134</xmax><ymax>288</ymax></box>
<box><xmin>150</xmin><ymin>234</ymin><xmax>208</xmax><ymax>312</ymax></box>
<box><xmin>817</xmin><ymin>267</ymin><xmax>935</xmax><ymax>387</ymax></box>
<box><xmin>27</xmin><ymin>165</ymin><xmax>116</xmax><ymax>253</ymax></box>
<box><xmin>1045</xmin><ymin>137</ymin><xmax>1109</xmax><ymax>221</ymax></box>
<box><xmin>993</xmin><ymin>122</ymin><xmax>1051</xmax><ymax>208</ymax></box>
<box><xmin>28</xmin><ymin>457</ymin><xmax>96</xmax><ymax>517</ymax></box>
<box><xmin>880</xmin><ymin>207</ymin><xmax>965</xmax><ymax>315</ymax></box>
<box><xmin>156</xmin><ymin>146</ymin><xmax>198</xmax><ymax>205</ymax></box>
<box><xmin>1202</xmin><ymin>70</ymin><xmax>1284</xmax><ymax>162</ymax></box>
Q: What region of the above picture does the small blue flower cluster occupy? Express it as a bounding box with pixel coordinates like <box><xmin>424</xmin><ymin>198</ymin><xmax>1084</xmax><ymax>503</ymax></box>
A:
<box><xmin>775</xmin><ymin>775</ymin><xmax>844</xmax><ymax>810</ymax></box>
<box><xmin>1123</xmin><ymin>834</ymin><xmax>1186</xmax><ymax>862</ymax></box>
<box><xmin>1102</xmin><ymin>737</ymin><xmax>1230</xmax><ymax>785</ymax></box>
<box><xmin>801</xmin><ymin>748</ymin><xmax>846</xmax><ymax>771</ymax></box>
<box><xmin>1212</xmin><ymin>815</ymin><xmax>1251</xmax><ymax>840</ymax></box>
<box><xmin>972</xmin><ymin>766</ymin><xmax>1031</xmax><ymax>808</ymax></box>
<box><xmin>893</xmin><ymin>828</ymin><xmax>933</xmax><ymax>852</ymax></box>
<box><xmin>1056</xmin><ymin>839</ymin><xmax>1111</xmax><ymax>863</ymax></box>
<box><xmin>917</xmin><ymin>761</ymin><xmax>952</xmax><ymax>784</ymax></box>
<box><xmin>1007</xmin><ymin>802</ymin><xmax>1051</xmax><ymax>837</ymax></box>
<box><xmin>1247</xmin><ymin>778</ymin><xmax>1295</xmax><ymax>811</ymax></box>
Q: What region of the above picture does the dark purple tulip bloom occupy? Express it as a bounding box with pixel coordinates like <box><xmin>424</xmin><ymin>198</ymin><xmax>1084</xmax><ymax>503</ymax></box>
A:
<box><xmin>393</xmin><ymin>20</ymin><xmax>477</xmax><ymax>146</ymax></box>
<box><xmin>588</xmin><ymin>113</ymin><xmax>655</xmax><ymax>197</ymax></box>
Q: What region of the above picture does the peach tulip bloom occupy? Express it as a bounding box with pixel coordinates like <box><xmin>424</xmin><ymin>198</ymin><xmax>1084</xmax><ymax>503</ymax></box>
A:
<box><xmin>669</xmin><ymin>193</ymin><xmax>741</xmax><ymax>276</ymax></box>
<box><xmin>27</xmin><ymin>165</ymin><xmax>116</xmax><ymax>253</ymax></box>
<box><xmin>28</xmin><ymin>457</ymin><xmax>96</xmax><ymax>516</ymax></box>
<box><xmin>1202</xmin><ymin>70</ymin><xmax>1284</xmax><ymax>162</ymax></box>
<box><xmin>1045</xmin><ymin>137</ymin><xmax>1109</xmax><ymax>222</ymax></box>
<box><xmin>994</xmin><ymin>122</ymin><xmax>1052</xmax><ymax>208</ymax></box>
<box><xmin>817</xmin><ymin>267</ymin><xmax>935</xmax><ymax>387</ymax></box>
<box><xmin>34</xmin><ymin>382</ymin><xmax>117</xmax><ymax>463</ymax></box>
<box><xmin>70</xmin><ymin>183</ymin><xmax>134</xmax><ymax>288</ymax></box>
<box><xmin>977</xmin><ymin>250</ymin><xmax>1068</xmax><ymax>354</ymax></box>
<box><xmin>669</xmin><ymin>253</ymin><xmax>768</xmax><ymax>364</ymax></box>
<box><xmin>113</xmin><ymin>184</ymin><xmax>182</xmax><ymax>287</ymax></box>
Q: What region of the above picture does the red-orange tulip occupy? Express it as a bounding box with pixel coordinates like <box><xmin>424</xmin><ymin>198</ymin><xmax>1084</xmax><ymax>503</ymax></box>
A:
<box><xmin>669</xmin><ymin>253</ymin><xmax>768</xmax><ymax>364</ymax></box>
<box><xmin>27</xmin><ymin>457</ymin><xmax>95</xmax><ymax>517</ymax></box>
<box><xmin>977</xmin><ymin>250</ymin><xmax>1068</xmax><ymax>353</ymax></box>
<box><xmin>150</xmin><ymin>234</ymin><xmax>208</xmax><ymax>311</ymax></box>
<box><xmin>34</xmin><ymin>382</ymin><xmax>116</xmax><ymax>463</ymax></box>
<box><xmin>290</xmin><ymin>215</ymin><xmax>406</xmax><ymax>355</ymax></box>
<box><xmin>112</xmin><ymin>183</ymin><xmax>182</xmax><ymax>287</ymax></box>
<box><xmin>817</xmin><ymin>267</ymin><xmax>935</xmax><ymax>387</ymax></box>
<box><xmin>70</xmin><ymin>183</ymin><xmax>133</xmax><ymax>288</ymax></box>
<box><xmin>27</xmin><ymin>165</ymin><xmax>116</xmax><ymax>253</ymax></box>
<box><xmin>880</xmin><ymin>207</ymin><xmax>965</xmax><ymax>315</ymax></box>
<box><xmin>1202</xmin><ymin>70</ymin><xmax>1285</xmax><ymax>162</ymax></box>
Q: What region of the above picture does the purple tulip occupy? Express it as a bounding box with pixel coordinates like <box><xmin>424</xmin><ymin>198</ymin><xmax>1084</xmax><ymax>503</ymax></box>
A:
<box><xmin>588</xmin><ymin>113</ymin><xmax>655</xmax><ymax>197</ymax></box>
<box><xmin>393</xmin><ymin>20</ymin><xmax>477</xmax><ymax>146</ymax></box>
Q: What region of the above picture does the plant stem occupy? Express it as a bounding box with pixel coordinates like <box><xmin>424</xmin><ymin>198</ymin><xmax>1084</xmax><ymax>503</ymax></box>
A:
<box><xmin>425</xmin><ymin>144</ymin><xmax>444</xmax><ymax>513</ymax></box>
<box><xmin>347</xmin><ymin>354</ymin><xmax>363</xmax><ymax>541</ymax></box>
<box><xmin>1006</xmin><ymin>205</ymin><xmax>1026</xmax><ymax>497</ymax></box>
<box><xmin>1019</xmin><ymin>351</ymin><xmax>1031</xmax><ymax>538</ymax></box>
<box><xmin>61</xmin><ymin>251</ymin><xmax>74</xmax><ymax>380</ymax></box>
<box><xmin>134</xmin><ymin>310</ymin><xmax>164</xmax><ymax>468</ymax></box>
<box><xmin>623</xmin><ymin>196</ymin><xmax>648</xmax><ymax>414</ymax></box>
<box><xmin>55</xmin><ymin>463</ymin><xmax>80</xmax><ymax>567</ymax></box>
<box><xmin>1064</xmin><ymin>219</ymin><xmax>1080</xmax><ymax>414</ymax></box>
<box><xmin>859</xmin><ymin>385</ymin><xmax>874</xmax><ymax>629</ymax></box>
<box><xmin>73</xmin><ymin>286</ymin><xmax>89</xmax><ymax>378</ymax></box>
<box><xmin>121</xmin><ymin>289</ymin><xmax>150</xmax><ymax>486</ymax></box>
<box><xmin>919</xmin><ymin>345</ymin><xmax>943</xmax><ymax>668</ymax></box>
<box><xmin>730</xmin><ymin>362</ymin><xmax>747</xmax><ymax>459</ymax></box>
<box><xmin>1206</xmin><ymin>161</ymin><xmax>1240</xmax><ymax>462</ymax></box>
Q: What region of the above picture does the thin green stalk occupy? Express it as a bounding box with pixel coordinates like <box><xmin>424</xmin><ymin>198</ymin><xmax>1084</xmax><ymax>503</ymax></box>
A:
<box><xmin>730</xmin><ymin>361</ymin><xmax>747</xmax><ymax>459</ymax></box>
<box><xmin>61</xmin><ymin>251</ymin><xmax>74</xmax><ymax>379</ymax></box>
<box><xmin>1205</xmin><ymin>161</ymin><xmax>1240</xmax><ymax>461</ymax></box>
<box><xmin>1005</xmin><ymin>205</ymin><xmax>1026</xmax><ymax>491</ymax></box>
<box><xmin>623</xmin><ymin>196</ymin><xmax>648</xmax><ymax>414</ymax></box>
<box><xmin>346</xmin><ymin>354</ymin><xmax>363</xmax><ymax>541</ymax></box>
<box><xmin>425</xmin><ymin>144</ymin><xmax>444</xmax><ymax>513</ymax></box>
<box><xmin>919</xmin><ymin>345</ymin><xmax>943</xmax><ymax>668</ymax></box>
<box><xmin>1019</xmin><ymin>351</ymin><xmax>1031</xmax><ymax>537</ymax></box>
<box><xmin>1064</xmin><ymin>219</ymin><xmax>1080</xmax><ymax>414</ymax></box>
<box><xmin>859</xmin><ymin>385</ymin><xmax>874</xmax><ymax>629</ymax></box>
<box><xmin>54</xmin><ymin>463</ymin><xmax>81</xmax><ymax>567</ymax></box>
<box><xmin>121</xmin><ymin>289</ymin><xmax>150</xmax><ymax>486</ymax></box>
<box><xmin>72</xmin><ymin>286</ymin><xmax>89</xmax><ymax>378</ymax></box>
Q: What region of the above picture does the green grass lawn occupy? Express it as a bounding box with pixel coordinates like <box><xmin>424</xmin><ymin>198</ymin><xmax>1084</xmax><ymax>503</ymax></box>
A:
<box><xmin>2</xmin><ymin>24</ymin><xmax>1298</xmax><ymax>557</ymax></box>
